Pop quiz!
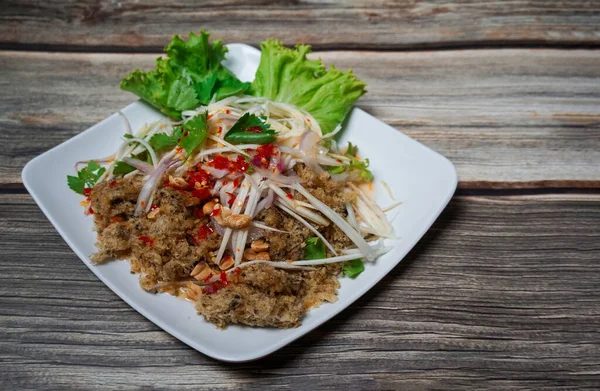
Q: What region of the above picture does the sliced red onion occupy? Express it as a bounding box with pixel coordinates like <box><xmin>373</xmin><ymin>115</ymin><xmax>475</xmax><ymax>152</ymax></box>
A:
<box><xmin>210</xmin><ymin>216</ymin><xmax>225</xmax><ymax>237</ymax></box>
<box><xmin>254</xmin><ymin>167</ymin><xmax>301</xmax><ymax>185</ymax></box>
<box><xmin>247</xmin><ymin>226</ymin><xmax>266</xmax><ymax>242</ymax></box>
<box><xmin>219</xmin><ymin>181</ymin><xmax>235</xmax><ymax>205</ymax></box>
<box><xmin>253</xmin><ymin>188</ymin><xmax>274</xmax><ymax>217</ymax></box>
<box><xmin>134</xmin><ymin>158</ymin><xmax>174</xmax><ymax>217</ymax></box>
<box><xmin>75</xmin><ymin>154</ymin><xmax>115</xmax><ymax>170</ymax></box>
<box><xmin>200</xmin><ymin>164</ymin><xmax>229</xmax><ymax>179</ymax></box>
<box><xmin>122</xmin><ymin>156</ymin><xmax>154</xmax><ymax>174</ymax></box>
<box><xmin>299</xmin><ymin>130</ymin><xmax>324</xmax><ymax>173</ymax></box>
<box><xmin>317</xmin><ymin>155</ymin><xmax>344</xmax><ymax>167</ymax></box>
<box><xmin>211</xmin><ymin>179</ymin><xmax>225</xmax><ymax>195</ymax></box>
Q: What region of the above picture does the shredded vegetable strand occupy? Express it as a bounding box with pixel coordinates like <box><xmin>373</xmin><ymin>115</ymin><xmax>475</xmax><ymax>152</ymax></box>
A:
<box><xmin>275</xmin><ymin>200</ymin><xmax>338</xmax><ymax>256</ymax></box>
<box><xmin>292</xmin><ymin>183</ymin><xmax>376</xmax><ymax>260</ymax></box>
<box><xmin>216</xmin><ymin>177</ymin><xmax>251</xmax><ymax>263</ymax></box>
<box><xmin>268</xmin><ymin>183</ymin><xmax>329</xmax><ymax>226</ymax></box>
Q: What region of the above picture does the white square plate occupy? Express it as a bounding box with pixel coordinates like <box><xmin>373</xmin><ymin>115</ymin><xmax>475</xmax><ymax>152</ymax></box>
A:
<box><xmin>22</xmin><ymin>44</ymin><xmax>457</xmax><ymax>362</ymax></box>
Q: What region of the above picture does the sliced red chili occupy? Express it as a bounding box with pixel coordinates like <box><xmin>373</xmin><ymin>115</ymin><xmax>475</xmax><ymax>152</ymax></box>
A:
<box><xmin>138</xmin><ymin>236</ymin><xmax>154</xmax><ymax>248</ymax></box>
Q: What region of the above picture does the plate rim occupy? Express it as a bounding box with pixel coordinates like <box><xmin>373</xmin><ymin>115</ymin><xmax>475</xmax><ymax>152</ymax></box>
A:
<box><xmin>21</xmin><ymin>44</ymin><xmax>458</xmax><ymax>362</ymax></box>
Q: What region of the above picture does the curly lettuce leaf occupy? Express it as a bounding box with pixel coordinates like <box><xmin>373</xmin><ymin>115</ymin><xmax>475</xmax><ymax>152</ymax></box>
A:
<box><xmin>120</xmin><ymin>31</ymin><xmax>250</xmax><ymax>119</ymax></box>
<box><xmin>250</xmin><ymin>40</ymin><xmax>366</xmax><ymax>134</ymax></box>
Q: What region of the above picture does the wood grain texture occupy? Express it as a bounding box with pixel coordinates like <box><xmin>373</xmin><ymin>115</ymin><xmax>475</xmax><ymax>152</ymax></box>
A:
<box><xmin>1</xmin><ymin>49</ymin><xmax>599</xmax><ymax>187</ymax></box>
<box><xmin>1</xmin><ymin>1</ymin><xmax>600</xmax><ymax>50</ymax></box>
<box><xmin>1</xmin><ymin>193</ymin><xmax>599</xmax><ymax>389</ymax></box>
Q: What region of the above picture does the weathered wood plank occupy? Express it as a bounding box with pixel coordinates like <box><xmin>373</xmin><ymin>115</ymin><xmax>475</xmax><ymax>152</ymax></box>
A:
<box><xmin>0</xmin><ymin>193</ymin><xmax>599</xmax><ymax>389</ymax></box>
<box><xmin>1</xmin><ymin>1</ymin><xmax>600</xmax><ymax>50</ymax></box>
<box><xmin>1</xmin><ymin>50</ymin><xmax>599</xmax><ymax>187</ymax></box>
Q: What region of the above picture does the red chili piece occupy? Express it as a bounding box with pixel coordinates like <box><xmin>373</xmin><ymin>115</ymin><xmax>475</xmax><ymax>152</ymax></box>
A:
<box><xmin>226</xmin><ymin>192</ymin><xmax>236</xmax><ymax>206</ymax></box>
<box><xmin>197</xmin><ymin>224</ymin><xmax>214</xmax><ymax>240</ymax></box>
<box><xmin>138</xmin><ymin>236</ymin><xmax>154</xmax><ymax>248</ymax></box>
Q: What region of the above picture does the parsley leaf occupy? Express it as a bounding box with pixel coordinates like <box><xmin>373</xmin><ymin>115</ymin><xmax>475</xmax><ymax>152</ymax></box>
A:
<box><xmin>178</xmin><ymin>111</ymin><xmax>209</xmax><ymax>158</ymax></box>
<box><xmin>305</xmin><ymin>237</ymin><xmax>326</xmax><ymax>260</ymax></box>
<box><xmin>224</xmin><ymin>113</ymin><xmax>277</xmax><ymax>145</ymax></box>
<box><xmin>343</xmin><ymin>259</ymin><xmax>364</xmax><ymax>278</ymax></box>
<box><xmin>67</xmin><ymin>161</ymin><xmax>106</xmax><ymax>195</ymax></box>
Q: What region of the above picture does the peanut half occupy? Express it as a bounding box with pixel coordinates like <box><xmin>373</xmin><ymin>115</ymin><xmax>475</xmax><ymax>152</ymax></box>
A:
<box><xmin>147</xmin><ymin>207</ymin><xmax>160</xmax><ymax>219</ymax></box>
<box><xmin>218</xmin><ymin>256</ymin><xmax>235</xmax><ymax>270</ymax></box>
<box><xmin>190</xmin><ymin>262</ymin><xmax>211</xmax><ymax>281</ymax></box>
<box><xmin>222</xmin><ymin>214</ymin><xmax>252</xmax><ymax>229</ymax></box>
<box><xmin>251</xmin><ymin>239</ymin><xmax>269</xmax><ymax>252</ymax></box>
<box><xmin>243</xmin><ymin>248</ymin><xmax>271</xmax><ymax>261</ymax></box>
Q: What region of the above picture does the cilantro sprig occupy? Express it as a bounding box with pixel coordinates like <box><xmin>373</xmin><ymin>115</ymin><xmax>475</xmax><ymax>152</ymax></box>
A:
<box><xmin>149</xmin><ymin>127</ymin><xmax>182</xmax><ymax>151</ymax></box>
<box><xmin>327</xmin><ymin>142</ymin><xmax>373</xmax><ymax>181</ymax></box>
<box><xmin>67</xmin><ymin>161</ymin><xmax>106</xmax><ymax>195</ymax></box>
<box><xmin>148</xmin><ymin>111</ymin><xmax>209</xmax><ymax>159</ymax></box>
<box><xmin>178</xmin><ymin>112</ymin><xmax>209</xmax><ymax>158</ymax></box>
<box><xmin>224</xmin><ymin>113</ymin><xmax>276</xmax><ymax>145</ymax></box>
<box><xmin>305</xmin><ymin>237</ymin><xmax>326</xmax><ymax>260</ymax></box>
<box><xmin>343</xmin><ymin>259</ymin><xmax>365</xmax><ymax>278</ymax></box>
<box><xmin>305</xmin><ymin>237</ymin><xmax>365</xmax><ymax>278</ymax></box>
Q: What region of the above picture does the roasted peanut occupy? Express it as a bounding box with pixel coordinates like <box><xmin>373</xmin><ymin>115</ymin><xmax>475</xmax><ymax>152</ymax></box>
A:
<box><xmin>190</xmin><ymin>262</ymin><xmax>211</xmax><ymax>281</ymax></box>
<box><xmin>169</xmin><ymin>175</ymin><xmax>187</xmax><ymax>188</ymax></box>
<box><xmin>243</xmin><ymin>248</ymin><xmax>270</xmax><ymax>261</ymax></box>
<box><xmin>221</xmin><ymin>213</ymin><xmax>252</xmax><ymax>229</ymax></box>
<box><xmin>256</xmin><ymin>252</ymin><xmax>270</xmax><ymax>261</ymax></box>
<box><xmin>147</xmin><ymin>207</ymin><xmax>160</xmax><ymax>219</ymax></box>
<box><xmin>251</xmin><ymin>239</ymin><xmax>269</xmax><ymax>252</ymax></box>
<box><xmin>187</xmin><ymin>281</ymin><xmax>203</xmax><ymax>294</ymax></box>
<box><xmin>218</xmin><ymin>256</ymin><xmax>235</xmax><ymax>270</ymax></box>
<box><xmin>202</xmin><ymin>201</ymin><xmax>217</xmax><ymax>216</ymax></box>
<box><xmin>243</xmin><ymin>248</ymin><xmax>257</xmax><ymax>260</ymax></box>
<box><xmin>185</xmin><ymin>281</ymin><xmax>202</xmax><ymax>300</ymax></box>
<box><xmin>211</xmin><ymin>205</ymin><xmax>233</xmax><ymax>225</ymax></box>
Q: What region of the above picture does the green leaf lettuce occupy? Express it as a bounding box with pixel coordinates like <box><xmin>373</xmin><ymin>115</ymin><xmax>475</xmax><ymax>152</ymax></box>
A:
<box><xmin>120</xmin><ymin>31</ymin><xmax>250</xmax><ymax>119</ymax></box>
<box><xmin>250</xmin><ymin>40</ymin><xmax>366</xmax><ymax>134</ymax></box>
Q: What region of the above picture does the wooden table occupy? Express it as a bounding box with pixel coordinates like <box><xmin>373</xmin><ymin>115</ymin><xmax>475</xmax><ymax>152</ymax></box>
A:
<box><xmin>1</xmin><ymin>2</ymin><xmax>599</xmax><ymax>389</ymax></box>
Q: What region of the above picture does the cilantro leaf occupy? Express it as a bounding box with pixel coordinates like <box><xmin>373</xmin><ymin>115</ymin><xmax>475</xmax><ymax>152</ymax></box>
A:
<box><xmin>224</xmin><ymin>113</ymin><xmax>277</xmax><ymax>145</ymax></box>
<box><xmin>113</xmin><ymin>161</ymin><xmax>136</xmax><ymax>176</ymax></box>
<box><xmin>343</xmin><ymin>259</ymin><xmax>365</xmax><ymax>278</ymax></box>
<box><xmin>305</xmin><ymin>237</ymin><xmax>326</xmax><ymax>260</ymax></box>
<box><xmin>326</xmin><ymin>142</ymin><xmax>373</xmax><ymax>181</ymax></box>
<box><xmin>149</xmin><ymin>127</ymin><xmax>182</xmax><ymax>151</ymax></box>
<box><xmin>67</xmin><ymin>175</ymin><xmax>85</xmax><ymax>194</ymax></box>
<box><xmin>178</xmin><ymin>111</ymin><xmax>209</xmax><ymax>158</ymax></box>
<box><xmin>67</xmin><ymin>161</ymin><xmax>106</xmax><ymax>195</ymax></box>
